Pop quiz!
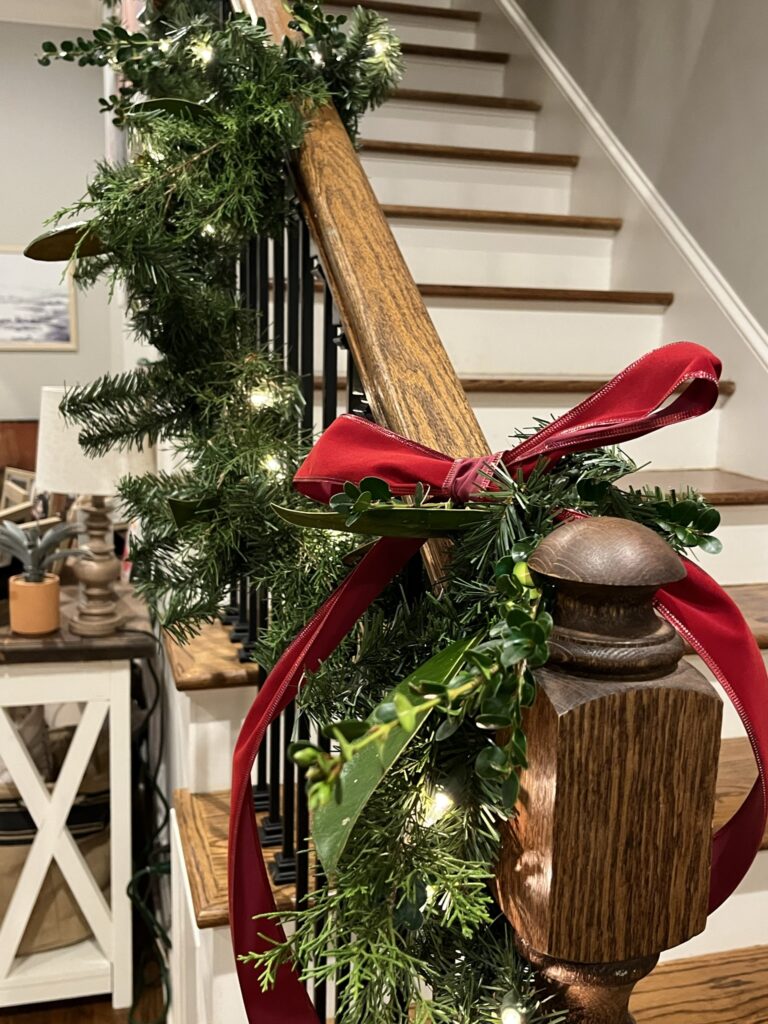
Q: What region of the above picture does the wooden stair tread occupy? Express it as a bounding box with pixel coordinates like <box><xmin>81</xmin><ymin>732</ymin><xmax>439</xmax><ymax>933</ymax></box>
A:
<box><xmin>330</xmin><ymin>0</ymin><xmax>480</xmax><ymax>21</ymax></box>
<box><xmin>630</xmin><ymin>944</ymin><xmax>768</xmax><ymax>1022</ymax></box>
<box><xmin>624</xmin><ymin>468</ymin><xmax>768</xmax><ymax>506</ymax></box>
<box><xmin>714</xmin><ymin>737</ymin><xmax>766</xmax><ymax>847</ymax></box>
<box><xmin>402</xmin><ymin>41</ymin><xmax>508</xmax><ymax>63</ymax></box>
<box><xmin>360</xmin><ymin>138</ymin><xmax>578</xmax><ymax>166</ymax></box>
<box><xmin>383</xmin><ymin>204</ymin><xmax>621</xmax><ymax>231</ymax></box>
<box><xmin>315</xmin><ymin>375</ymin><xmax>735</xmax><ymax>397</ymax></box>
<box><xmin>175</xmin><ymin>788</ymin><xmax>298</xmax><ymax>929</ymax></box>
<box><xmin>723</xmin><ymin>583</ymin><xmax>768</xmax><ymax>648</ymax></box>
<box><xmin>415</xmin><ymin>283</ymin><xmax>673</xmax><ymax>305</ymax></box>
<box><xmin>163</xmin><ymin>620</ymin><xmax>263</xmax><ymax>692</ymax></box>
<box><xmin>175</xmin><ymin>740</ymin><xmax>763</xmax><ymax>930</ymax></box>
<box><xmin>392</xmin><ymin>88</ymin><xmax>541</xmax><ymax>112</ymax></box>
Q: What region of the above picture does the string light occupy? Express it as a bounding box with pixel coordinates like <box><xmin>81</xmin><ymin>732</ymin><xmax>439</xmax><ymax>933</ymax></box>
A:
<box><xmin>158</xmin><ymin>39</ymin><xmax>171</xmax><ymax>53</ymax></box>
<box><xmin>248</xmin><ymin>385</ymin><xmax>279</xmax><ymax>410</ymax></box>
<box><xmin>201</xmin><ymin>223</ymin><xmax>217</xmax><ymax>237</ymax></box>
<box><xmin>500</xmin><ymin>992</ymin><xmax>527</xmax><ymax>1024</ymax></box>
<box><xmin>261</xmin><ymin>454</ymin><xmax>285</xmax><ymax>478</ymax></box>
<box><xmin>191</xmin><ymin>39</ymin><xmax>214</xmax><ymax>64</ymax></box>
<box><xmin>421</xmin><ymin>788</ymin><xmax>454</xmax><ymax>827</ymax></box>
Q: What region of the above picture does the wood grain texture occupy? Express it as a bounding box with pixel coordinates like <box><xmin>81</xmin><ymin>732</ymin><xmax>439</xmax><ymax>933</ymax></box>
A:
<box><xmin>630</xmin><ymin>945</ymin><xmax>768</xmax><ymax>1022</ymax></box>
<box><xmin>392</xmin><ymin>87</ymin><xmax>541</xmax><ymax>111</ymax></box>
<box><xmin>401</xmin><ymin>41</ymin><xmax>508</xmax><ymax>62</ymax></box>
<box><xmin>383</xmin><ymin>204</ymin><xmax>621</xmax><ymax>230</ymax></box>
<box><xmin>329</xmin><ymin>0</ymin><xmax>480</xmax><ymax>21</ymax></box>
<box><xmin>174</xmin><ymin>789</ymin><xmax>297</xmax><ymax>928</ymax></box>
<box><xmin>624</xmin><ymin>468</ymin><xmax>768</xmax><ymax>506</ymax></box>
<box><xmin>0</xmin><ymin>584</ymin><xmax>155</xmax><ymax>664</ymax></box>
<box><xmin>500</xmin><ymin>519</ymin><xmax>722</xmax><ymax>964</ymax></box>
<box><xmin>360</xmin><ymin>138</ymin><xmax>579</xmax><ymax>166</ymax></box>
<box><xmin>163</xmin><ymin>620</ymin><xmax>263</xmax><ymax>692</ymax></box>
<box><xmin>0</xmin><ymin>422</ymin><xmax>38</xmax><ymax>472</ymax></box>
<box><xmin>416</xmin><ymin>283</ymin><xmax>674</xmax><ymax>305</ymax></box>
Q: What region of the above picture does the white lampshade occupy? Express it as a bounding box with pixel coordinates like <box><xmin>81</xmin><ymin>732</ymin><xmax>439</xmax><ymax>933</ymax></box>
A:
<box><xmin>35</xmin><ymin>385</ymin><xmax>155</xmax><ymax>496</ymax></box>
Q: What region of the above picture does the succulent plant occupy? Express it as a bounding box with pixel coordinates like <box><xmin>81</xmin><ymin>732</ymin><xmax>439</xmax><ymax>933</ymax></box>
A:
<box><xmin>0</xmin><ymin>520</ymin><xmax>87</xmax><ymax>583</ymax></box>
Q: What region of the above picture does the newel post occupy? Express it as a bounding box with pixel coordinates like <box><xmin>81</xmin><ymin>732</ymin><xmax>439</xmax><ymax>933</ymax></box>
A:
<box><xmin>496</xmin><ymin>517</ymin><xmax>723</xmax><ymax>1022</ymax></box>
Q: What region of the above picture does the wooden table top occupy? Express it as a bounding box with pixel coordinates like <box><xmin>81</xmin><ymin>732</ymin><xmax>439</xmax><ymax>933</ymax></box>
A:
<box><xmin>0</xmin><ymin>584</ymin><xmax>156</xmax><ymax>664</ymax></box>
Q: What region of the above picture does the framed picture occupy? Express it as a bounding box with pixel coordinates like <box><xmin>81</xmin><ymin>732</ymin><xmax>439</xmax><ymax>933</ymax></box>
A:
<box><xmin>0</xmin><ymin>247</ymin><xmax>77</xmax><ymax>351</ymax></box>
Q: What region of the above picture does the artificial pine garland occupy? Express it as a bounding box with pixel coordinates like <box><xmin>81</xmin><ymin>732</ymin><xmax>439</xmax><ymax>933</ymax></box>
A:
<box><xmin>36</xmin><ymin>5</ymin><xmax>726</xmax><ymax>1022</ymax></box>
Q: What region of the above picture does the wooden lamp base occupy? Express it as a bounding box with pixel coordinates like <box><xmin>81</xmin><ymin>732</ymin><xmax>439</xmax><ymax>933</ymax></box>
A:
<box><xmin>70</xmin><ymin>495</ymin><xmax>123</xmax><ymax>638</ymax></box>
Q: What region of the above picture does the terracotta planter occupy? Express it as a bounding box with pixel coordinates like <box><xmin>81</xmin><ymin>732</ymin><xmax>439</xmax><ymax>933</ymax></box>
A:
<box><xmin>9</xmin><ymin>574</ymin><xmax>61</xmax><ymax>637</ymax></box>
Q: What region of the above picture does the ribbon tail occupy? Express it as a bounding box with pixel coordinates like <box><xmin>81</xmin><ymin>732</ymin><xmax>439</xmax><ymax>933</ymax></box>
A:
<box><xmin>655</xmin><ymin>558</ymin><xmax>768</xmax><ymax>912</ymax></box>
<box><xmin>229</xmin><ymin>536</ymin><xmax>425</xmax><ymax>1023</ymax></box>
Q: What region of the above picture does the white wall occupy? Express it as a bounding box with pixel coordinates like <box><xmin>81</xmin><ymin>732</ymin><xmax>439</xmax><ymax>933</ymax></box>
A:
<box><xmin>0</xmin><ymin>19</ymin><xmax>112</xmax><ymax>420</ymax></box>
<box><xmin>518</xmin><ymin>0</ymin><xmax>768</xmax><ymax>336</ymax></box>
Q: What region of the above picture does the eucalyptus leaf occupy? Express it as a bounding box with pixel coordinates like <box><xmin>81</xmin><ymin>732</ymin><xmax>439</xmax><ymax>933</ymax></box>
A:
<box><xmin>273</xmin><ymin>503</ymin><xmax>489</xmax><ymax>538</ymax></box>
<box><xmin>24</xmin><ymin>222</ymin><xmax>107</xmax><ymax>262</ymax></box>
<box><xmin>168</xmin><ymin>495</ymin><xmax>220</xmax><ymax>527</ymax></box>
<box><xmin>312</xmin><ymin>634</ymin><xmax>480</xmax><ymax>875</ymax></box>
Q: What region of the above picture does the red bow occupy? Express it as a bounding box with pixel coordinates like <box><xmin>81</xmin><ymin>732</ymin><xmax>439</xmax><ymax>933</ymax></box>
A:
<box><xmin>229</xmin><ymin>342</ymin><xmax>768</xmax><ymax>1024</ymax></box>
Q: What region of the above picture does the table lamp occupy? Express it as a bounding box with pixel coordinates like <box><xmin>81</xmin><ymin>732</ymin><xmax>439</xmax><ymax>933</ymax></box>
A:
<box><xmin>35</xmin><ymin>386</ymin><xmax>155</xmax><ymax>637</ymax></box>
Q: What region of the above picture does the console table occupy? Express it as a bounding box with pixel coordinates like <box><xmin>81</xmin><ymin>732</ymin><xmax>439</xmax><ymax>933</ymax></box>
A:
<box><xmin>0</xmin><ymin>586</ymin><xmax>155</xmax><ymax>1009</ymax></box>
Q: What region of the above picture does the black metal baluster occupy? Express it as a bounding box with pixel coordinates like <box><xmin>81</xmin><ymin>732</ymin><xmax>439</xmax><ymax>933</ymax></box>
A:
<box><xmin>273</xmin><ymin>229</ymin><xmax>285</xmax><ymax>357</ymax></box>
<box><xmin>229</xmin><ymin>575</ymin><xmax>249</xmax><ymax>644</ymax></box>
<box><xmin>271</xmin><ymin>698</ymin><xmax>296</xmax><ymax>883</ymax></box>
<box><xmin>299</xmin><ymin>220</ymin><xmax>316</xmax><ymax>435</ymax></box>
<box><xmin>220</xmin><ymin>578</ymin><xmax>239</xmax><ymax>625</ymax></box>
<box><xmin>287</xmin><ymin>219</ymin><xmax>300</xmax><ymax>376</ymax></box>
<box><xmin>295</xmin><ymin>711</ymin><xmax>311</xmax><ymax>906</ymax></box>
<box><xmin>257</xmin><ymin>234</ymin><xmax>269</xmax><ymax>349</ymax></box>
<box><xmin>253</xmin><ymin>586</ymin><xmax>270</xmax><ymax>812</ymax></box>
<box><xmin>322</xmin><ymin>283</ymin><xmax>338</xmax><ymax>430</ymax></box>
<box><xmin>259</xmin><ymin>715</ymin><xmax>283</xmax><ymax>847</ymax></box>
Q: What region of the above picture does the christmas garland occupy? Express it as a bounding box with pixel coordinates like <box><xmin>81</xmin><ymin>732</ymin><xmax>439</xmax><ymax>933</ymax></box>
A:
<box><xmin>35</xmin><ymin>0</ymin><xmax>402</xmax><ymax>642</ymax></box>
<box><xmin>33</xmin><ymin>7</ymin><xmax>733</xmax><ymax>1024</ymax></box>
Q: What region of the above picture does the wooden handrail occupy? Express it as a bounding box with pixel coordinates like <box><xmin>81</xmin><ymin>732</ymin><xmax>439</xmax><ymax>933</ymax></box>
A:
<box><xmin>234</xmin><ymin>0</ymin><xmax>489</xmax><ymax>463</ymax></box>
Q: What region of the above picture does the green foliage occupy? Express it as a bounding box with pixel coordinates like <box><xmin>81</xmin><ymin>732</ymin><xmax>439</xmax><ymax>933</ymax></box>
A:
<box><xmin>0</xmin><ymin>521</ymin><xmax>86</xmax><ymax>582</ymax></box>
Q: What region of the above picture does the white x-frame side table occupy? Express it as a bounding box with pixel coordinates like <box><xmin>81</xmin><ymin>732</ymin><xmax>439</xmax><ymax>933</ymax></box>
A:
<box><xmin>0</xmin><ymin>587</ymin><xmax>155</xmax><ymax>1009</ymax></box>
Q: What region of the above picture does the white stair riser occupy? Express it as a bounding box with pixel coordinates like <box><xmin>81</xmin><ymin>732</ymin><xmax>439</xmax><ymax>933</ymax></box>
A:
<box><xmin>401</xmin><ymin>54</ymin><xmax>506</xmax><ymax>94</ymax></box>
<box><xmin>427</xmin><ymin>298</ymin><xmax>665</xmax><ymax>376</ymax></box>
<box><xmin>327</xmin><ymin>8</ymin><xmax>478</xmax><ymax>48</ymax></box>
<box><xmin>660</xmin><ymin>851</ymin><xmax>768</xmax><ymax>962</ymax></box>
<box><xmin>690</xmin><ymin>507</ymin><xmax>768</xmax><ymax>586</ymax></box>
<box><xmin>363</xmin><ymin>101</ymin><xmax>537</xmax><ymax>149</ymax></box>
<box><xmin>390</xmin><ymin>220</ymin><xmax>613</xmax><ymax>288</ymax></box>
<box><xmin>472</xmin><ymin>394</ymin><xmax>720</xmax><ymax>470</ymax></box>
<box><xmin>362</xmin><ymin>153</ymin><xmax>573</xmax><ymax>212</ymax></box>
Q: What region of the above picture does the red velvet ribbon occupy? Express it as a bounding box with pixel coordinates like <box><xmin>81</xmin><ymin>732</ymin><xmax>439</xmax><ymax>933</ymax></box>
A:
<box><xmin>229</xmin><ymin>342</ymin><xmax>768</xmax><ymax>1023</ymax></box>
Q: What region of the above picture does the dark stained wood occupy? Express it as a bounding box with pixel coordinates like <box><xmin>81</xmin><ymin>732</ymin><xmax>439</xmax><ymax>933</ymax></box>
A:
<box><xmin>402</xmin><ymin>41</ymin><xmax>508</xmax><ymax>62</ymax></box>
<box><xmin>163</xmin><ymin>620</ymin><xmax>263</xmax><ymax>692</ymax></box>
<box><xmin>0</xmin><ymin>584</ymin><xmax>155</xmax><ymax>664</ymax></box>
<box><xmin>392</xmin><ymin>87</ymin><xmax>541</xmax><ymax>111</ymax></box>
<box><xmin>360</xmin><ymin>138</ymin><xmax>579</xmax><ymax>166</ymax></box>
<box><xmin>314</xmin><ymin>375</ymin><xmax>735</xmax><ymax>397</ymax></box>
<box><xmin>623</xmin><ymin>468</ymin><xmax>768</xmax><ymax>506</ymax></box>
<box><xmin>500</xmin><ymin>518</ymin><xmax>722</xmax><ymax>1006</ymax></box>
<box><xmin>417</xmin><ymin>283</ymin><xmax>674</xmax><ymax>305</ymax></box>
<box><xmin>329</xmin><ymin>0</ymin><xmax>480</xmax><ymax>20</ymax></box>
<box><xmin>723</xmin><ymin>583</ymin><xmax>768</xmax><ymax>648</ymax></box>
<box><xmin>383</xmin><ymin>203</ymin><xmax>621</xmax><ymax>230</ymax></box>
<box><xmin>631</xmin><ymin>945</ymin><xmax>768</xmax><ymax>1022</ymax></box>
<box><xmin>0</xmin><ymin>422</ymin><xmax>38</xmax><ymax>472</ymax></box>
<box><xmin>174</xmin><ymin>789</ymin><xmax>297</xmax><ymax>929</ymax></box>
<box><xmin>0</xmin><ymin>986</ymin><xmax>163</xmax><ymax>1021</ymax></box>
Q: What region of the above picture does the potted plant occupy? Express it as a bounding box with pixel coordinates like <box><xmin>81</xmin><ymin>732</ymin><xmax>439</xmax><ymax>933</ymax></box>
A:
<box><xmin>0</xmin><ymin>521</ymin><xmax>86</xmax><ymax>636</ymax></box>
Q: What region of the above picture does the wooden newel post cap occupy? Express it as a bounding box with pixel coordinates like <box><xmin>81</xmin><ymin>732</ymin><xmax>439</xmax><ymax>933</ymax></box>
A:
<box><xmin>528</xmin><ymin>517</ymin><xmax>687</xmax><ymax>679</ymax></box>
<box><xmin>497</xmin><ymin>515</ymin><xmax>722</xmax><ymax>974</ymax></box>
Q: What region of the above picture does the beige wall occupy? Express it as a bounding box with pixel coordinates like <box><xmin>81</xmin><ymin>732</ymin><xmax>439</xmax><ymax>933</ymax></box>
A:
<box><xmin>519</xmin><ymin>0</ymin><xmax>768</xmax><ymax>332</ymax></box>
<box><xmin>0</xmin><ymin>19</ymin><xmax>112</xmax><ymax>420</ymax></box>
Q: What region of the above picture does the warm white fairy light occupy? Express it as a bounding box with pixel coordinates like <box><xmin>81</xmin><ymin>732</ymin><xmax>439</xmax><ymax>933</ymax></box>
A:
<box><xmin>248</xmin><ymin>385</ymin><xmax>278</xmax><ymax>410</ymax></box>
<box><xmin>158</xmin><ymin>39</ymin><xmax>171</xmax><ymax>53</ymax></box>
<box><xmin>191</xmin><ymin>39</ymin><xmax>214</xmax><ymax>64</ymax></box>
<box><xmin>201</xmin><ymin>223</ymin><xmax>217</xmax><ymax>237</ymax></box>
<box><xmin>371</xmin><ymin>37</ymin><xmax>389</xmax><ymax>56</ymax></box>
<box><xmin>500</xmin><ymin>1008</ymin><xmax>524</xmax><ymax>1024</ymax></box>
<box><xmin>421</xmin><ymin>788</ymin><xmax>454</xmax><ymax>827</ymax></box>
<box><xmin>310</xmin><ymin>48</ymin><xmax>325</xmax><ymax>67</ymax></box>
<box><xmin>261</xmin><ymin>454</ymin><xmax>285</xmax><ymax>477</ymax></box>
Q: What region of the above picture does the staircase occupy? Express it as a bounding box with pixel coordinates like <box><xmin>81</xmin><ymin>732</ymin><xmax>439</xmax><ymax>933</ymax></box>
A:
<box><xmin>168</xmin><ymin>0</ymin><xmax>768</xmax><ymax>1021</ymax></box>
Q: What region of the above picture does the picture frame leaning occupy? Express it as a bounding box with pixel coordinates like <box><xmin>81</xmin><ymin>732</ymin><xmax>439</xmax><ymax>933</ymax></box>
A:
<box><xmin>0</xmin><ymin>246</ymin><xmax>77</xmax><ymax>352</ymax></box>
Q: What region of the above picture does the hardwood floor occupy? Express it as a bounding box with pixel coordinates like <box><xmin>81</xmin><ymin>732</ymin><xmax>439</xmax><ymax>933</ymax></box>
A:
<box><xmin>0</xmin><ymin>986</ymin><xmax>164</xmax><ymax>1023</ymax></box>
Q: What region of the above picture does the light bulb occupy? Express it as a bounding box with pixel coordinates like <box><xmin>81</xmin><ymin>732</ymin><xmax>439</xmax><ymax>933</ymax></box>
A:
<box><xmin>261</xmin><ymin>454</ymin><xmax>284</xmax><ymax>476</ymax></box>
<box><xmin>310</xmin><ymin>49</ymin><xmax>325</xmax><ymax>67</ymax></box>
<box><xmin>158</xmin><ymin>39</ymin><xmax>171</xmax><ymax>53</ymax></box>
<box><xmin>201</xmin><ymin>223</ymin><xmax>216</xmax><ymax>237</ymax></box>
<box><xmin>248</xmin><ymin>386</ymin><xmax>278</xmax><ymax>409</ymax></box>
<box><xmin>371</xmin><ymin>38</ymin><xmax>388</xmax><ymax>56</ymax></box>
<box><xmin>191</xmin><ymin>40</ymin><xmax>214</xmax><ymax>64</ymax></box>
<box><xmin>422</xmin><ymin>788</ymin><xmax>454</xmax><ymax>827</ymax></box>
<box><xmin>500</xmin><ymin>1008</ymin><xmax>524</xmax><ymax>1024</ymax></box>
